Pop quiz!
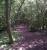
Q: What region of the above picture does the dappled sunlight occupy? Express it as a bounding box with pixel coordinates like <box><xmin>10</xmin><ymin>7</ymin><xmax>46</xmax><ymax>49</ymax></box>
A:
<box><xmin>0</xmin><ymin>0</ymin><xmax>47</xmax><ymax>50</ymax></box>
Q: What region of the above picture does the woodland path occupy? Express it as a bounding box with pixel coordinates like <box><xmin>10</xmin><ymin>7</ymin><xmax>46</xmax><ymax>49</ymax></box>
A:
<box><xmin>11</xmin><ymin>24</ymin><xmax>47</xmax><ymax>50</ymax></box>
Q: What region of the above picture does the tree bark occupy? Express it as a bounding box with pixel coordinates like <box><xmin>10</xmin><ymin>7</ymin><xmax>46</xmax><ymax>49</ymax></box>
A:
<box><xmin>5</xmin><ymin>0</ymin><xmax>13</xmax><ymax>44</ymax></box>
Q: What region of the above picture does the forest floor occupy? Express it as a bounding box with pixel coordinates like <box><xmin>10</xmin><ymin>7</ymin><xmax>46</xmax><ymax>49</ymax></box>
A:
<box><xmin>0</xmin><ymin>24</ymin><xmax>47</xmax><ymax>50</ymax></box>
<box><xmin>0</xmin><ymin>31</ymin><xmax>47</xmax><ymax>50</ymax></box>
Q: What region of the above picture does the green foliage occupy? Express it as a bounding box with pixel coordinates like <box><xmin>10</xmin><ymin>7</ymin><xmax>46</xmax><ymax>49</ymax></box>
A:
<box><xmin>10</xmin><ymin>0</ymin><xmax>47</xmax><ymax>30</ymax></box>
<box><xmin>0</xmin><ymin>0</ymin><xmax>5</xmax><ymax>31</ymax></box>
<box><xmin>0</xmin><ymin>0</ymin><xmax>5</xmax><ymax>16</ymax></box>
<box><xmin>12</xmin><ymin>31</ymin><xmax>22</xmax><ymax>41</ymax></box>
<box><xmin>0</xmin><ymin>16</ymin><xmax>5</xmax><ymax>31</ymax></box>
<box><xmin>0</xmin><ymin>0</ymin><xmax>47</xmax><ymax>29</ymax></box>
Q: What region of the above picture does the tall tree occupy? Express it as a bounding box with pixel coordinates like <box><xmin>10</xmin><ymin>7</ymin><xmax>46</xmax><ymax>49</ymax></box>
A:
<box><xmin>5</xmin><ymin>0</ymin><xmax>13</xmax><ymax>44</ymax></box>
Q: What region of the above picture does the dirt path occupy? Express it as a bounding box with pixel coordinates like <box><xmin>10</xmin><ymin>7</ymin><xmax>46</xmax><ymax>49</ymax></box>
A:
<box><xmin>11</xmin><ymin>24</ymin><xmax>47</xmax><ymax>50</ymax></box>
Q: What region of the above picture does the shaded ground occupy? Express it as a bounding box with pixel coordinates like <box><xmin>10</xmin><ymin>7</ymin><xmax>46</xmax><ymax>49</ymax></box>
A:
<box><xmin>0</xmin><ymin>24</ymin><xmax>47</xmax><ymax>50</ymax></box>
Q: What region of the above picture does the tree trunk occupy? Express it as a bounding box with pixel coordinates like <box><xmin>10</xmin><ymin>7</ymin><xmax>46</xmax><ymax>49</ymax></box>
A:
<box><xmin>5</xmin><ymin>0</ymin><xmax>13</xmax><ymax>44</ymax></box>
